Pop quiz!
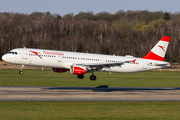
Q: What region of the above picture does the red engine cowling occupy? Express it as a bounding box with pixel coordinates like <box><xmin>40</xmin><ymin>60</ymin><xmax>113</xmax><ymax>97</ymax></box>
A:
<box><xmin>52</xmin><ymin>68</ymin><xmax>68</xmax><ymax>73</ymax></box>
<box><xmin>70</xmin><ymin>65</ymin><xmax>87</xmax><ymax>75</ymax></box>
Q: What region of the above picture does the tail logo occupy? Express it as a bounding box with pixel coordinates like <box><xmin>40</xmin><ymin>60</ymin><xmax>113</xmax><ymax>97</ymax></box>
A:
<box><xmin>158</xmin><ymin>45</ymin><xmax>165</xmax><ymax>52</ymax></box>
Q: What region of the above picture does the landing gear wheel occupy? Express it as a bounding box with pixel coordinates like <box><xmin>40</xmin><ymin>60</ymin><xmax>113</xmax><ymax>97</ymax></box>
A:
<box><xmin>19</xmin><ymin>71</ymin><xmax>23</xmax><ymax>74</ymax></box>
<box><xmin>77</xmin><ymin>74</ymin><xmax>84</xmax><ymax>79</ymax></box>
<box><xmin>90</xmin><ymin>75</ymin><xmax>96</xmax><ymax>81</ymax></box>
<box><xmin>19</xmin><ymin>65</ymin><xmax>24</xmax><ymax>75</ymax></box>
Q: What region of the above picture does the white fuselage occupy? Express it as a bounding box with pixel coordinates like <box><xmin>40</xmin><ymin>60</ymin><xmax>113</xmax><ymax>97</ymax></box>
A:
<box><xmin>2</xmin><ymin>48</ymin><xmax>170</xmax><ymax>73</ymax></box>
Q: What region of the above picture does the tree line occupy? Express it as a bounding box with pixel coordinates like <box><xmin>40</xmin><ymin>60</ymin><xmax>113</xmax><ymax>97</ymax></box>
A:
<box><xmin>0</xmin><ymin>10</ymin><xmax>180</xmax><ymax>63</ymax></box>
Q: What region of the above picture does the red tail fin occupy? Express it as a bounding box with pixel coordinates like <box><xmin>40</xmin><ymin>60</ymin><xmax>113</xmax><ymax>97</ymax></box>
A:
<box><xmin>142</xmin><ymin>36</ymin><xmax>170</xmax><ymax>61</ymax></box>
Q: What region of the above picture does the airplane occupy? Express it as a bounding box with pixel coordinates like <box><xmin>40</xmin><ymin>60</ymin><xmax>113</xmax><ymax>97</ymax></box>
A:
<box><xmin>1</xmin><ymin>36</ymin><xmax>171</xmax><ymax>81</ymax></box>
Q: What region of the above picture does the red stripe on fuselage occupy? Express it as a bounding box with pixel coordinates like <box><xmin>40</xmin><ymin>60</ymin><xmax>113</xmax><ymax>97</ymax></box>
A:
<box><xmin>142</xmin><ymin>51</ymin><xmax>164</xmax><ymax>61</ymax></box>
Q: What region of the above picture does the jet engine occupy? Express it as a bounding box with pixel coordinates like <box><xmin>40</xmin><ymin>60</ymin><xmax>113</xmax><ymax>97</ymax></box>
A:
<box><xmin>52</xmin><ymin>68</ymin><xmax>68</xmax><ymax>73</ymax></box>
<box><xmin>70</xmin><ymin>65</ymin><xmax>87</xmax><ymax>75</ymax></box>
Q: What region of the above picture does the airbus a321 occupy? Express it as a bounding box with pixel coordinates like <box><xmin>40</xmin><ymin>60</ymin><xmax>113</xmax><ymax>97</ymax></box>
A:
<box><xmin>2</xmin><ymin>36</ymin><xmax>171</xmax><ymax>81</ymax></box>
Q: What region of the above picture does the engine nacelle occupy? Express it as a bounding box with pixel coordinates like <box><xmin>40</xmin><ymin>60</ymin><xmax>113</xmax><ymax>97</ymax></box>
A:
<box><xmin>52</xmin><ymin>68</ymin><xmax>68</xmax><ymax>73</ymax></box>
<box><xmin>70</xmin><ymin>65</ymin><xmax>87</xmax><ymax>75</ymax></box>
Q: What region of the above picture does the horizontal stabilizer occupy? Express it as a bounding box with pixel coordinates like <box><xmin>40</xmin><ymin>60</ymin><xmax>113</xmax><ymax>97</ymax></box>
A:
<box><xmin>154</xmin><ymin>62</ymin><xmax>171</xmax><ymax>67</ymax></box>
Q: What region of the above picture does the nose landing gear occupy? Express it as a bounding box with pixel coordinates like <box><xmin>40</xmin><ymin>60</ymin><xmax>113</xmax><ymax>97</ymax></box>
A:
<box><xmin>19</xmin><ymin>71</ymin><xmax>23</xmax><ymax>74</ymax></box>
<box><xmin>19</xmin><ymin>65</ymin><xmax>24</xmax><ymax>74</ymax></box>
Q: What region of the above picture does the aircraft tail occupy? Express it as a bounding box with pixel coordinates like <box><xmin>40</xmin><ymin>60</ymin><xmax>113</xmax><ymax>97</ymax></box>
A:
<box><xmin>142</xmin><ymin>36</ymin><xmax>171</xmax><ymax>61</ymax></box>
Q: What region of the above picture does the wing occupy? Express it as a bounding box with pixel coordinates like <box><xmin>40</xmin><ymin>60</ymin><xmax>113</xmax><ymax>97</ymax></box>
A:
<box><xmin>75</xmin><ymin>60</ymin><xmax>132</xmax><ymax>70</ymax></box>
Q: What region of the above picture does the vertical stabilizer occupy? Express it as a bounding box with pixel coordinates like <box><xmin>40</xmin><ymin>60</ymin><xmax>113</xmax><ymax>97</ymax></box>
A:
<box><xmin>142</xmin><ymin>36</ymin><xmax>170</xmax><ymax>61</ymax></box>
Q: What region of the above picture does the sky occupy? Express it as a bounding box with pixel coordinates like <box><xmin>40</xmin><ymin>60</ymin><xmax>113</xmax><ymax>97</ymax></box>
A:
<box><xmin>0</xmin><ymin>0</ymin><xmax>180</xmax><ymax>16</ymax></box>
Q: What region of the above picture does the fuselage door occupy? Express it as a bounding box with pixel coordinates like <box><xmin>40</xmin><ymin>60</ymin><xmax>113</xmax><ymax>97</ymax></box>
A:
<box><xmin>22</xmin><ymin>50</ymin><xmax>28</xmax><ymax>59</ymax></box>
<box><xmin>57</xmin><ymin>56</ymin><xmax>62</xmax><ymax>62</ymax></box>
<box><xmin>99</xmin><ymin>57</ymin><xmax>104</xmax><ymax>62</ymax></box>
<box><xmin>142</xmin><ymin>60</ymin><xmax>147</xmax><ymax>69</ymax></box>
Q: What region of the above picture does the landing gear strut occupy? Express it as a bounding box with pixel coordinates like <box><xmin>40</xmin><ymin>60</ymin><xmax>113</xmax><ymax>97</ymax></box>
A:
<box><xmin>77</xmin><ymin>74</ymin><xmax>84</xmax><ymax>79</ymax></box>
<box><xmin>90</xmin><ymin>70</ymin><xmax>96</xmax><ymax>81</ymax></box>
<box><xmin>19</xmin><ymin>65</ymin><xmax>24</xmax><ymax>74</ymax></box>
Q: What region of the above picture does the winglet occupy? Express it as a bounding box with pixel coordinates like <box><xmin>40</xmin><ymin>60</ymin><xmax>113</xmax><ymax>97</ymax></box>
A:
<box><xmin>142</xmin><ymin>36</ymin><xmax>170</xmax><ymax>61</ymax></box>
<box><xmin>132</xmin><ymin>59</ymin><xmax>136</xmax><ymax>64</ymax></box>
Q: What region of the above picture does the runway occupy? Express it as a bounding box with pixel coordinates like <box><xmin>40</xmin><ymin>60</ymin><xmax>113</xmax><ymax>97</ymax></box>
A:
<box><xmin>0</xmin><ymin>86</ymin><xmax>180</xmax><ymax>101</ymax></box>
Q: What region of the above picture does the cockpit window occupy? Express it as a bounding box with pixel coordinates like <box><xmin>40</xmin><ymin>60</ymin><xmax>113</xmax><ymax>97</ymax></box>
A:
<box><xmin>8</xmin><ymin>51</ymin><xmax>18</xmax><ymax>55</ymax></box>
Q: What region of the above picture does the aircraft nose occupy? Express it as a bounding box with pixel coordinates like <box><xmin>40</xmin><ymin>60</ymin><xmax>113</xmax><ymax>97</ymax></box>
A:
<box><xmin>2</xmin><ymin>54</ymin><xmax>7</xmax><ymax>61</ymax></box>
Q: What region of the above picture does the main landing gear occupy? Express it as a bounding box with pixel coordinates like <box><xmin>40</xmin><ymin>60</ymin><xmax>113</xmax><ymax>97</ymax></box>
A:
<box><xmin>77</xmin><ymin>70</ymin><xmax>97</xmax><ymax>81</ymax></box>
<box><xmin>90</xmin><ymin>70</ymin><xmax>96</xmax><ymax>81</ymax></box>
<box><xmin>90</xmin><ymin>75</ymin><xmax>96</xmax><ymax>81</ymax></box>
<box><xmin>77</xmin><ymin>74</ymin><xmax>84</xmax><ymax>79</ymax></box>
<box><xmin>19</xmin><ymin>65</ymin><xmax>24</xmax><ymax>74</ymax></box>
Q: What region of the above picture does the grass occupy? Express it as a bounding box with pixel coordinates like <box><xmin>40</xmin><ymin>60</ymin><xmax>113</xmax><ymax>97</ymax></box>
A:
<box><xmin>0</xmin><ymin>69</ymin><xmax>180</xmax><ymax>87</ymax></box>
<box><xmin>0</xmin><ymin>101</ymin><xmax>180</xmax><ymax>120</ymax></box>
<box><xmin>0</xmin><ymin>70</ymin><xmax>180</xmax><ymax>119</ymax></box>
